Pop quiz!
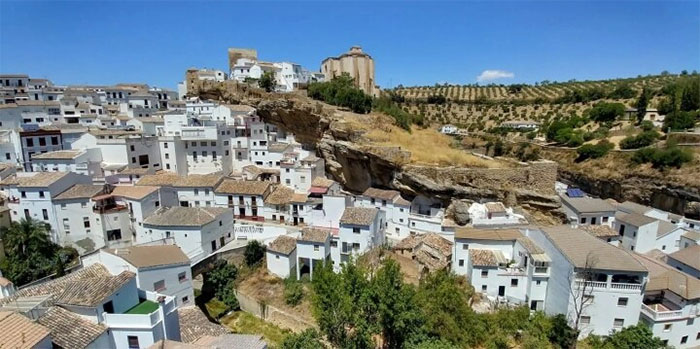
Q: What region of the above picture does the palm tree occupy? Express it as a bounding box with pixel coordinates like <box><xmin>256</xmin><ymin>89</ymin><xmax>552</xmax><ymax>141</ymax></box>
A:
<box><xmin>0</xmin><ymin>218</ymin><xmax>58</xmax><ymax>286</ymax></box>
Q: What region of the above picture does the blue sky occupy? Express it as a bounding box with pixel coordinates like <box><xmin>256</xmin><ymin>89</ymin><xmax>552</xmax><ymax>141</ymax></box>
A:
<box><xmin>1</xmin><ymin>1</ymin><xmax>698</xmax><ymax>90</ymax></box>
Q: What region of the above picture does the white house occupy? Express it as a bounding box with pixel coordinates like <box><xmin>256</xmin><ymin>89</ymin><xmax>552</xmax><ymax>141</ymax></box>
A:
<box><xmin>337</xmin><ymin>207</ymin><xmax>385</xmax><ymax>264</ymax></box>
<box><xmin>30</xmin><ymin>149</ymin><xmax>103</xmax><ymax>178</ymax></box>
<box><xmin>527</xmin><ymin>226</ymin><xmax>648</xmax><ymax>338</ymax></box>
<box><xmin>296</xmin><ymin>228</ymin><xmax>331</xmax><ymax>280</ymax></box>
<box><xmin>1</xmin><ymin>171</ymin><xmax>92</xmax><ymax>242</ymax></box>
<box><xmin>439</xmin><ymin>124</ymin><xmax>458</xmax><ymax>134</ymax></box>
<box><xmin>452</xmin><ymin>228</ymin><xmax>551</xmax><ymax>309</ymax></box>
<box><xmin>83</xmin><ymin>245</ymin><xmax>195</xmax><ymax>307</ymax></box>
<box><xmin>634</xmin><ymin>253</ymin><xmax>700</xmax><ymax>348</ymax></box>
<box><xmin>110</xmin><ymin>185</ymin><xmax>165</xmax><ymax>241</ymax></box>
<box><xmin>560</xmin><ymin>195</ymin><xmax>616</xmax><ymax>227</ymax></box>
<box><xmin>666</xmin><ymin>245</ymin><xmax>700</xmax><ymax>279</ymax></box>
<box><xmin>214</xmin><ymin>179</ymin><xmax>271</xmax><ymax>222</ymax></box>
<box><xmin>468</xmin><ymin>201</ymin><xmax>527</xmax><ymax>228</ymax></box>
<box><xmin>141</xmin><ymin>206</ymin><xmax>233</xmax><ymax>264</ymax></box>
<box><xmin>266</xmin><ymin>235</ymin><xmax>297</xmax><ymax>279</ymax></box>
<box><xmin>0</xmin><ymin>263</ymin><xmax>180</xmax><ymax>348</ymax></box>
<box><xmin>614</xmin><ymin>212</ymin><xmax>687</xmax><ymax>254</ymax></box>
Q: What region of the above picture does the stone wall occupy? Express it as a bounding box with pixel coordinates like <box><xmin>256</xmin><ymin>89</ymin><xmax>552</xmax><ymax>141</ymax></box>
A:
<box><xmin>234</xmin><ymin>289</ymin><xmax>315</xmax><ymax>333</ymax></box>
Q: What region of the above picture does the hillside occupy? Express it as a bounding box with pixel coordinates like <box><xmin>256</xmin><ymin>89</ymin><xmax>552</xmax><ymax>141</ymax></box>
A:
<box><xmin>391</xmin><ymin>73</ymin><xmax>691</xmax><ymax>128</ymax></box>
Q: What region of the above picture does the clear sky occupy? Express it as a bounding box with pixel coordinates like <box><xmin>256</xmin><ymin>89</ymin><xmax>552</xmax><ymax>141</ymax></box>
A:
<box><xmin>1</xmin><ymin>1</ymin><xmax>698</xmax><ymax>90</ymax></box>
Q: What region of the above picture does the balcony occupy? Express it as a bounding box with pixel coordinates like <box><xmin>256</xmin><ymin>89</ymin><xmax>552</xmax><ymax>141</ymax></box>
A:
<box><xmin>575</xmin><ymin>279</ymin><xmax>643</xmax><ymax>293</ymax></box>
<box><xmin>93</xmin><ymin>204</ymin><xmax>127</xmax><ymax>214</ymax></box>
<box><xmin>641</xmin><ymin>303</ymin><xmax>684</xmax><ymax>321</ymax></box>
<box><xmin>102</xmin><ymin>290</ymin><xmax>175</xmax><ymax>329</ymax></box>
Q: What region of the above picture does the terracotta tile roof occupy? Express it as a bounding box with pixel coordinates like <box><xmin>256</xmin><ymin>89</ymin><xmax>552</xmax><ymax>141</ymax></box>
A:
<box><xmin>0</xmin><ymin>311</ymin><xmax>50</xmax><ymax>349</ymax></box>
<box><xmin>539</xmin><ymin>226</ymin><xmax>647</xmax><ymax>272</ymax></box>
<box><xmin>299</xmin><ymin>227</ymin><xmax>331</xmax><ymax>243</ymax></box>
<box><xmin>340</xmin><ymin>207</ymin><xmax>379</xmax><ymax>226</ymax></box>
<box><xmin>668</xmin><ymin>245</ymin><xmax>700</xmax><ymax>271</ymax></box>
<box><xmin>0</xmin><ymin>172</ymin><xmax>70</xmax><ymax>187</ymax></box>
<box><xmin>415</xmin><ymin>249</ymin><xmax>450</xmax><ymax>271</ymax></box>
<box><xmin>290</xmin><ymin>193</ymin><xmax>308</xmax><ymax>203</ymax></box>
<box><xmin>55</xmin><ymin>270</ymin><xmax>135</xmax><ymax>307</ymax></box>
<box><xmin>111</xmin><ymin>185</ymin><xmax>159</xmax><ymax>200</ymax></box>
<box><xmin>633</xmin><ymin>253</ymin><xmax>700</xmax><ymax>300</ymax></box>
<box><xmin>53</xmin><ymin>184</ymin><xmax>104</xmax><ymax>200</ymax></box>
<box><xmin>394</xmin><ymin>233</ymin><xmax>452</xmax><ymax>257</ymax></box>
<box><xmin>580</xmin><ymin>224</ymin><xmax>619</xmax><ymax>238</ymax></box>
<box><xmin>105</xmin><ymin>245</ymin><xmax>190</xmax><ymax>269</ymax></box>
<box><xmin>0</xmin><ymin>264</ymin><xmax>111</xmax><ymax>307</ymax></box>
<box><xmin>144</xmin><ymin>206</ymin><xmax>231</xmax><ymax>227</ymax></box>
<box><xmin>362</xmin><ymin>187</ymin><xmax>400</xmax><ymax>201</ymax></box>
<box><xmin>617</xmin><ymin>201</ymin><xmax>654</xmax><ymax>215</ymax></box>
<box><xmin>30</xmin><ymin>150</ymin><xmax>84</xmax><ymax>160</ymax></box>
<box><xmin>682</xmin><ymin>230</ymin><xmax>700</xmax><ymax>241</ymax></box>
<box><xmin>561</xmin><ymin>196</ymin><xmax>616</xmax><ymax>213</ymax></box>
<box><xmin>215</xmin><ymin>179</ymin><xmax>271</xmax><ymax>196</ymax></box>
<box><xmin>395</xmin><ymin>196</ymin><xmax>411</xmax><ymax>207</ymax></box>
<box><xmin>265</xmin><ymin>186</ymin><xmax>294</xmax><ymax>205</ymax></box>
<box><xmin>454</xmin><ymin>228</ymin><xmax>522</xmax><ymax>241</ymax></box>
<box><xmin>267</xmin><ymin>235</ymin><xmax>297</xmax><ymax>255</ymax></box>
<box><xmin>194</xmin><ymin>334</ymin><xmax>267</xmax><ymax>349</ymax></box>
<box><xmin>485</xmin><ymin>202</ymin><xmax>506</xmax><ymax>214</ymax></box>
<box><xmin>118</xmin><ymin>167</ymin><xmax>152</xmax><ymax>175</ymax></box>
<box><xmin>311</xmin><ymin>177</ymin><xmax>335</xmax><ymax>188</ymax></box>
<box><xmin>268</xmin><ymin>143</ymin><xmax>290</xmax><ymax>152</ymax></box>
<box><xmin>37</xmin><ymin>306</ymin><xmax>106</xmax><ymax>349</ymax></box>
<box><xmin>0</xmin><ymin>277</ymin><xmax>12</xmax><ymax>287</ymax></box>
<box><xmin>138</xmin><ymin>173</ymin><xmax>223</xmax><ymax>188</ymax></box>
<box><xmin>148</xmin><ymin>340</ymin><xmax>207</xmax><ymax>349</ymax></box>
<box><xmin>516</xmin><ymin>236</ymin><xmax>544</xmax><ymax>254</ymax></box>
<box><xmin>469</xmin><ymin>249</ymin><xmax>508</xmax><ymax>267</ymax></box>
<box><xmin>178</xmin><ymin>306</ymin><xmax>230</xmax><ymax>343</ymax></box>
<box><xmin>615</xmin><ymin>212</ymin><xmax>657</xmax><ymax>227</ymax></box>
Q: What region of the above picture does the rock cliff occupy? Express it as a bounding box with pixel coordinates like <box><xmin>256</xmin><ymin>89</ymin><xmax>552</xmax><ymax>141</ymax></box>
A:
<box><xmin>192</xmin><ymin>80</ymin><xmax>562</xmax><ymax>220</ymax></box>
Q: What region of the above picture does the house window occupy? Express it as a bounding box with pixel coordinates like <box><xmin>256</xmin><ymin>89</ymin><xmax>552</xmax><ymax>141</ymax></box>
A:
<box><xmin>536</xmin><ymin>280</ymin><xmax>541</xmax><ymax>285</ymax></box>
<box><xmin>331</xmin><ymin>241</ymin><xmax>338</xmax><ymax>248</ymax></box>
<box><xmin>619</xmin><ymin>224</ymin><xmax>625</xmax><ymax>235</ymax></box>
<box><xmin>39</xmin><ymin>191</ymin><xmax>44</xmax><ymax>198</ymax></box>
<box><xmin>664</xmin><ymin>324</ymin><xmax>672</xmax><ymax>332</ymax></box>
<box><xmin>353</xmin><ymin>227</ymin><xmax>360</xmax><ymax>234</ymax></box>
<box><xmin>61</xmin><ymin>203</ymin><xmax>66</xmax><ymax>210</ymax></box>
<box><xmin>178</xmin><ymin>272</ymin><xmax>187</xmax><ymax>283</ymax></box>
<box><xmin>511</xmin><ymin>279</ymin><xmax>518</xmax><ymax>287</ymax></box>
<box><xmin>154</xmin><ymin>280</ymin><xmax>166</xmax><ymax>291</ymax></box>
<box><xmin>580</xmin><ymin>316</ymin><xmax>591</xmax><ymax>324</ymax></box>
<box><xmin>314</xmin><ymin>245</ymin><xmax>319</xmax><ymax>251</ymax></box>
<box><xmin>127</xmin><ymin>336</ymin><xmax>140</xmax><ymax>349</ymax></box>
<box><xmin>481</xmin><ymin>285</ymin><xmax>487</xmax><ymax>292</ymax></box>
<box><xmin>155</xmin><ymin>201</ymin><xmax>160</xmax><ymax>207</ymax></box>
<box><xmin>613</xmin><ymin>318</ymin><xmax>624</xmax><ymax>328</ymax></box>
<box><xmin>21</xmin><ymin>191</ymin><xmax>26</xmax><ymax>198</ymax></box>
<box><xmin>164</xmin><ymin>142</ymin><xmax>168</xmax><ymax>149</ymax></box>
<box><xmin>602</xmin><ymin>216</ymin><xmax>609</xmax><ymax>223</ymax></box>
<box><xmin>462</xmin><ymin>244</ymin><xmax>469</xmax><ymax>250</ymax></box>
<box><xmin>591</xmin><ymin>217</ymin><xmax>597</xmax><ymax>225</ymax></box>
<box><xmin>165</xmin><ymin>153</ymin><xmax>169</xmax><ymax>159</ymax></box>
<box><xmin>680</xmin><ymin>336</ymin><xmax>688</xmax><ymax>344</ymax></box>
<box><xmin>182</xmin><ymin>296</ymin><xmax>189</xmax><ymax>304</ymax></box>
<box><xmin>458</xmin><ymin>259</ymin><xmax>464</xmax><ymax>267</ymax></box>
<box><xmin>42</xmin><ymin>209</ymin><xmax>48</xmax><ymax>220</ymax></box>
<box><xmin>62</xmin><ymin>218</ymin><xmax>70</xmax><ymax>231</ymax></box>
<box><xmin>617</xmin><ymin>297</ymin><xmax>628</xmax><ymax>306</ymax></box>
<box><xmin>481</xmin><ymin>270</ymin><xmax>488</xmax><ymax>278</ymax></box>
<box><xmin>580</xmin><ymin>217</ymin><xmax>587</xmax><ymax>224</ymax></box>
<box><xmin>83</xmin><ymin>217</ymin><xmax>90</xmax><ymax>228</ymax></box>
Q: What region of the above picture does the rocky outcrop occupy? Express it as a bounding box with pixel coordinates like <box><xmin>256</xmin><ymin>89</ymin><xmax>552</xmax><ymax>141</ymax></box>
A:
<box><xmin>558</xmin><ymin>168</ymin><xmax>700</xmax><ymax>219</ymax></box>
<box><xmin>195</xmin><ymin>81</ymin><xmax>562</xmax><ymax>217</ymax></box>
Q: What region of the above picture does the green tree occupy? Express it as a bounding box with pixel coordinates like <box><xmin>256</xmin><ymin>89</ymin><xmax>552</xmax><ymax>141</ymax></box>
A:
<box><xmin>370</xmin><ymin>259</ymin><xmax>424</xmax><ymax>349</ymax></box>
<box><xmin>619</xmin><ymin>130</ymin><xmax>659</xmax><ymax>149</ymax></box>
<box><xmin>576</xmin><ymin>140</ymin><xmax>614</xmax><ymax>161</ymax></box>
<box><xmin>548</xmin><ymin>314</ymin><xmax>577</xmax><ymax>349</ymax></box>
<box><xmin>680</xmin><ymin>77</ymin><xmax>700</xmax><ymax>111</ymax></box>
<box><xmin>598</xmin><ymin>324</ymin><xmax>665</xmax><ymax>349</ymax></box>
<box><xmin>202</xmin><ymin>260</ymin><xmax>238</xmax><ymax>298</ymax></box>
<box><xmin>284</xmin><ymin>277</ymin><xmax>304</xmax><ymax>306</ymax></box>
<box><xmin>244</xmin><ymin>240</ymin><xmax>266</xmax><ymax>266</ymax></box>
<box><xmin>588</xmin><ymin>102</ymin><xmax>625</xmax><ymax>122</ymax></box>
<box><xmin>308</xmin><ymin>73</ymin><xmax>372</xmax><ymax>114</ymax></box>
<box><xmin>663</xmin><ymin>110</ymin><xmax>697</xmax><ymax>131</ymax></box>
<box><xmin>259</xmin><ymin>72</ymin><xmax>276</xmax><ymax>92</ymax></box>
<box><xmin>0</xmin><ymin>218</ymin><xmax>62</xmax><ymax>286</ymax></box>
<box><xmin>280</xmin><ymin>329</ymin><xmax>327</xmax><ymax>349</ymax></box>
<box><xmin>635</xmin><ymin>87</ymin><xmax>649</xmax><ymax>124</ymax></box>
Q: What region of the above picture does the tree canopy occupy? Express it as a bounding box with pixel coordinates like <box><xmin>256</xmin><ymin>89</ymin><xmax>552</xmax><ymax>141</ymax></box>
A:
<box><xmin>0</xmin><ymin>218</ymin><xmax>71</xmax><ymax>286</ymax></box>
<box><xmin>308</xmin><ymin>74</ymin><xmax>372</xmax><ymax>114</ymax></box>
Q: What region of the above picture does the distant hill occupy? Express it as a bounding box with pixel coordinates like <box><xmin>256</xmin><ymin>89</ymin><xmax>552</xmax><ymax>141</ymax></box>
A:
<box><xmin>389</xmin><ymin>73</ymin><xmax>696</xmax><ymax>129</ymax></box>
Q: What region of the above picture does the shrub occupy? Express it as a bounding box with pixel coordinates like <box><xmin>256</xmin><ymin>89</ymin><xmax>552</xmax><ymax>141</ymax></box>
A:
<box><xmin>245</xmin><ymin>240</ymin><xmax>266</xmax><ymax>267</ymax></box>
<box><xmin>259</xmin><ymin>72</ymin><xmax>276</xmax><ymax>92</ymax></box>
<box><xmin>588</xmin><ymin>102</ymin><xmax>625</xmax><ymax>122</ymax></box>
<box><xmin>619</xmin><ymin>130</ymin><xmax>659</xmax><ymax>149</ymax></box>
<box><xmin>663</xmin><ymin>110</ymin><xmax>697</xmax><ymax>131</ymax></box>
<box><xmin>284</xmin><ymin>278</ymin><xmax>304</xmax><ymax>306</ymax></box>
<box><xmin>427</xmin><ymin>94</ymin><xmax>447</xmax><ymax>104</ymax></box>
<box><xmin>308</xmin><ymin>73</ymin><xmax>372</xmax><ymax>114</ymax></box>
<box><xmin>576</xmin><ymin>140</ymin><xmax>614</xmax><ymax>161</ymax></box>
<box><xmin>632</xmin><ymin>146</ymin><xmax>693</xmax><ymax>169</ymax></box>
<box><xmin>640</xmin><ymin>120</ymin><xmax>655</xmax><ymax>131</ymax></box>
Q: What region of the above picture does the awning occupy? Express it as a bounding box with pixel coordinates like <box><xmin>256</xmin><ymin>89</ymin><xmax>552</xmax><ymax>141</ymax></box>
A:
<box><xmin>309</xmin><ymin>186</ymin><xmax>328</xmax><ymax>194</ymax></box>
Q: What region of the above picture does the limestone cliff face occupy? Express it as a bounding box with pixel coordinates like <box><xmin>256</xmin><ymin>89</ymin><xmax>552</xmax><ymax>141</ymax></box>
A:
<box><xmin>194</xmin><ymin>81</ymin><xmax>562</xmax><ymax>217</ymax></box>
<box><xmin>558</xmin><ymin>168</ymin><xmax>700</xmax><ymax>219</ymax></box>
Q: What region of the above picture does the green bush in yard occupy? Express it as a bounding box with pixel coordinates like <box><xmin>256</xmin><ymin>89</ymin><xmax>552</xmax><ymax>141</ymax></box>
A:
<box><xmin>576</xmin><ymin>140</ymin><xmax>614</xmax><ymax>161</ymax></box>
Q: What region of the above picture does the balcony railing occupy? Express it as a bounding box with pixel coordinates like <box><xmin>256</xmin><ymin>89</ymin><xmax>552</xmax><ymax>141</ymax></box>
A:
<box><xmin>575</xmin><ymin>280</ymin><xmax>643</xmax><ymax>292</ymax></box>
<box><xmin>93</xmin><ymin>204</ymin><xmax>127</xmax><ymax>214</ymax></box>
<box><xmin>641</xmin><ymin>303</ymin><xmax>684</xmax><ymax>321</ymax></box>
